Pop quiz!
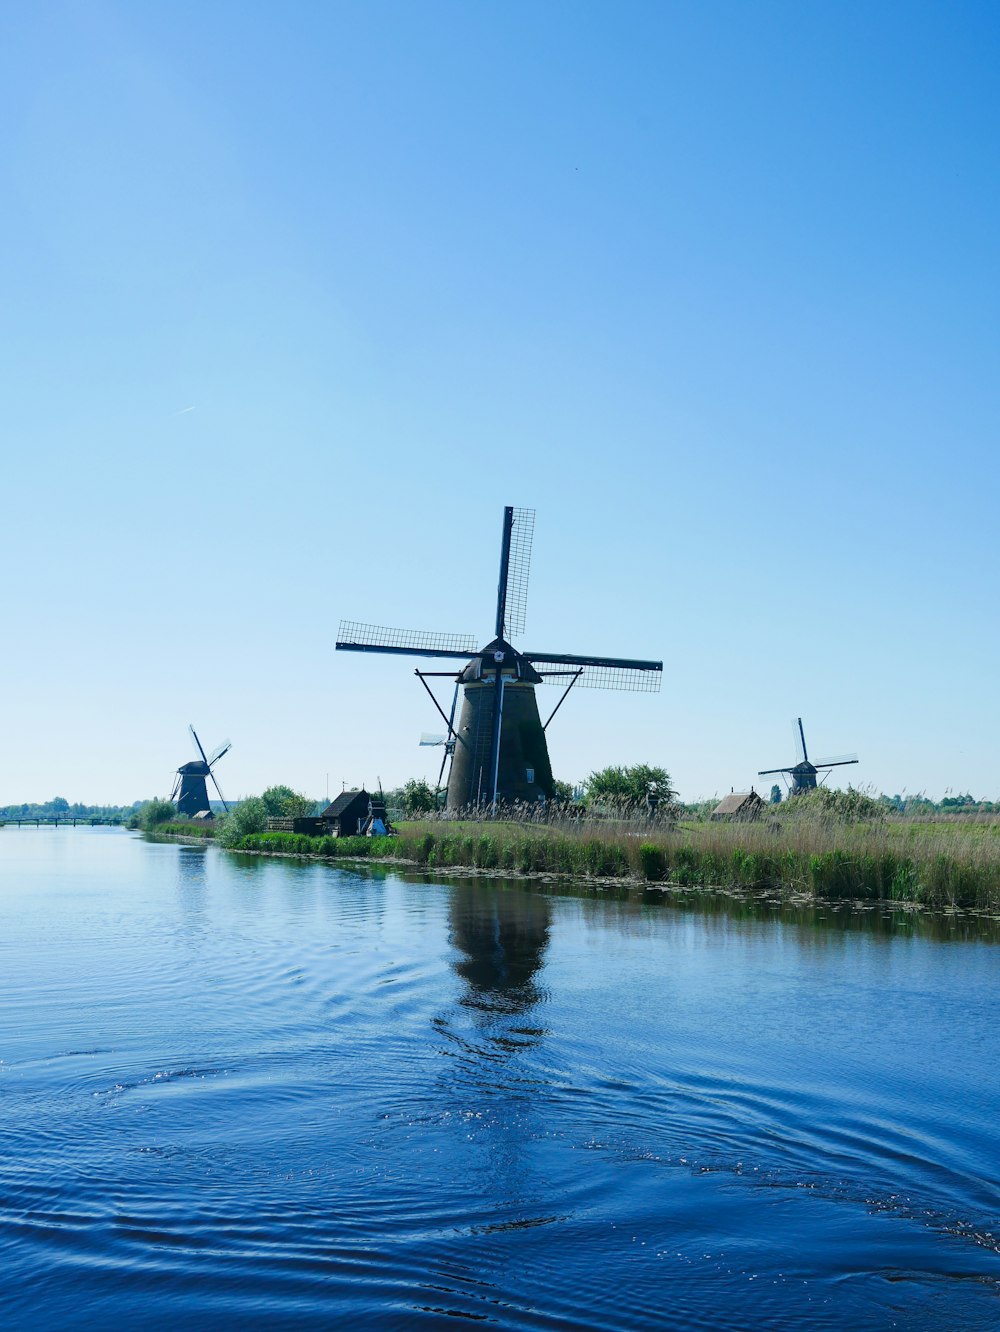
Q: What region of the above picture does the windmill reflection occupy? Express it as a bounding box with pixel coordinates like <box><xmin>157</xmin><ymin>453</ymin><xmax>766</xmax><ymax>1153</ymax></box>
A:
<box><xmin>176</xmin><ymin>845</ymin><xmax>208</xmax><ymax>887</ymax></box>
<box><xmin>448</xmin><ymin>882</ymin><xmax>551</xmax><ymax>1026</ymax></box>
<box><xmin>437</xmin><ymin>882</ymin><xmax>554</xmax><ymax>1220</ymax></box>
<box><xmin>175</xmin><ymin>845</ymin><xmax>208</xmax><ymax>939</ymax></box>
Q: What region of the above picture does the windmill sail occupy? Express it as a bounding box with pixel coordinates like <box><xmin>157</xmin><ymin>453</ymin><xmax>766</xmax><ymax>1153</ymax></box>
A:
<box><xmin>759</xmin><ymin>718</ymin><xmax>859</xmax><ymax>794</ymax></box>
<box><xmin>526</xmin><ymin>652</ymin><xmax>663</xmax><ymax>692</ymax></box>
<box><xmin>336</xmin><ymin>622</ymin><xmax>478</xmax><ymax>659</ymax></box>
<box><xmin>172</xmin><ymin>725</ymin><xmax>232</xmax><ymax>817</ymax></box>
<box><xmin>498</xmin><ymin>507</ymin><xmax>534</xmax><ymax>639</ymax></box>
<box><xmin>189</xmin><ymin>724</ymin><xmax>209</xmax><ymax>764</ymax></box>
<box><xmin>336</xmin><ymin>506</ymin><xmax>662</xmax><ymax>811</ymax></box>
<box><xmin>794</xmin><ymin>717</ymin><xmax>808</xmax><ymax>764</ymax></box>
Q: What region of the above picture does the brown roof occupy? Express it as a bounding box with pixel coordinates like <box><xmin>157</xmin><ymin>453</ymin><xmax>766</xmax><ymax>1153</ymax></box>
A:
<box><xmin>712</xmin><ymin>791</ymin><xmax>762</xmax><ymax>816</ymax></box>
<box><xmin>322</xmin><ymin>789</ymin><xmax>369</xmax><ymax>820</ymax></box>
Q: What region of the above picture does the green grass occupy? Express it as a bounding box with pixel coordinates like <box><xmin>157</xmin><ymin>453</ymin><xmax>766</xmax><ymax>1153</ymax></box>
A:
<box><xmin>222</xmin><ymin>814</ymin><xmax>1000</xmax><ymax>910</ymax></box>
<box><xmin>156</xmin><ymin>821</ymin><xmax>218</xmax><ymax>839</ymax></box>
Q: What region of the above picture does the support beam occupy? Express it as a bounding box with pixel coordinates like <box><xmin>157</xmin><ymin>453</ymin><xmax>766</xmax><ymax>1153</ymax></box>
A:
<box><xmin>415</xmin><ymin>671</ymin><xmax>468</xmax><ymax>749</ymax></box>
<box><xmin>543</xmin><ymin>669</ymin><xmax>583</xmax><ymax>731</ymax></box>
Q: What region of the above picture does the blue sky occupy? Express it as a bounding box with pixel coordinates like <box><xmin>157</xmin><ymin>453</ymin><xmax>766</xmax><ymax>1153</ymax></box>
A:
<box><xmin>2</xmin><ymin>1</ymin><xmax>998</xmax><ymax>804</ymax></box>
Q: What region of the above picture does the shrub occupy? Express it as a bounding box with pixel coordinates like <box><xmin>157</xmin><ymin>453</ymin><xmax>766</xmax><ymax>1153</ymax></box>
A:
<box><xmin>138</xmin><ymin>798</ymin><xmax>177</xmax><ymax>832</ymax></box>
<box><xmin>785</xmin><ymin>786</ymin><xmax>886</xmax><ymax>825</ymax></box>
<box><xmin>638</xmin><ymin>843</ymin><xmax>665</xmax><ymax>880</ymax></box>
<box><xmin>218</xmin><ymin>796</ymin><xmax>268</xmax><ymax>848</ymax></box>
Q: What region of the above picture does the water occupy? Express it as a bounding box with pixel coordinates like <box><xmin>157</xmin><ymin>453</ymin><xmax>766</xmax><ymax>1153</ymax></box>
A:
<box><xmin>1</xmin><ymin>829</ymin><xmax>998</xmax><ymax>1329</ymax></box>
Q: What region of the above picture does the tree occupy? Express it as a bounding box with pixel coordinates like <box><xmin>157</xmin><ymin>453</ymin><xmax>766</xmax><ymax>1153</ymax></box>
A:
<box><xmin>261</xmin><ymin>785</ymin><xmax>316</xmax><ymax>818</ymax></box>
<box><xmin>551</xmin><ymin>779</ymin><xmax>575</xmax><ymax>804</ymax></box>
<box><xmin>137</xmin><ymin>798</ymin><xmax>176</xmax><ymax>831</ymax></box>
<box><xmin>219</xmin><ymin>796</ymin><xmax>268</xmax><ymax>847</ymax></box>
<box><xmin>401</xmin><ymin>779</ymin><xmax>436</xmax><ymax>816</ymax></box>
<box><xmin>769</xmin><ymin>784</ymin><xmax>782</xmax><ymax>804</ymax></box>
<box><xmin>584</xmin><ymin>764</ymin><xmax>675</xmax><ymax>807</ymax></box>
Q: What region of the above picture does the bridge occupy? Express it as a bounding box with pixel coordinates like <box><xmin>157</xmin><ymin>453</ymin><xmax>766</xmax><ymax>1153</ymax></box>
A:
<box><xmin>0</xmin><ymin>817</ymin><xmax>125</xmax><ymax>828</ymax></box>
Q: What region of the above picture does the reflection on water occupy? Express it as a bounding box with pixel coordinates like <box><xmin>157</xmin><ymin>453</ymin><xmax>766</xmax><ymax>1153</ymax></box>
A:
<box><xmin>448</xmin><ymin>882</ymin><xmax>551</xmax><ymax>1016</ymax></box>
<box><xmin>402</xmin><ymin>868</ymin><xmax>1000</xmax><ymax>946</ymax></box>
<box><xmin>175</xmin><ymin>844</ymin><xmax>207</xmax><ymax>887</ymax></box>
<box><xmin>1</xmin><ymin>830</ymin><xmax>998</xmax><ymax>1331</ymax></box>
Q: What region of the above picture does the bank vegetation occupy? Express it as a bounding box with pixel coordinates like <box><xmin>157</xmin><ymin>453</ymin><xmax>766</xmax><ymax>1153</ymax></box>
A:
<box><xmin>210</xmin><ymin>792</ymin><xmax>1000</xmax><ymax>911</ymax></box>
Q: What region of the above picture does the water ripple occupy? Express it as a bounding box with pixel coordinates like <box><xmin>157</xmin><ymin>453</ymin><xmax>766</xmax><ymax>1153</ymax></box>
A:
<box><xmin>1</xmin><ymin>832</ymin><xmax>998</xmax><ymax>1329</ymax></box>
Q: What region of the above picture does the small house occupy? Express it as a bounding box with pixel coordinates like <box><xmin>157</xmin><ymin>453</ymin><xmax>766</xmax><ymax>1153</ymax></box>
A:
<box><xmin>321</xmin><ymin>789</ymin><xmax>374</xmax><ymax>837</ymax></box>
<box><xmin>710</xmin><ymin>789</ymin><xmax>764</xmax><ymax>822</ymax></box>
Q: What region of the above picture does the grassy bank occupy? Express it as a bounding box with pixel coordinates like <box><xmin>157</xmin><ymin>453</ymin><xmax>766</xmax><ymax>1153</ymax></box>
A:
<box><xmin>156</xmin><ymin>820</ymin><xmax>218</xmax><ymax>839</ymax></box>
<box><xmin>221</xmin><ymin>816</ymin><xmax>1000</xmax><ymax>910</ymax></box>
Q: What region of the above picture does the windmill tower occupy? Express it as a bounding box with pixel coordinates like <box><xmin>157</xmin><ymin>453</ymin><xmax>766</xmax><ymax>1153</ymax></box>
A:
<box><xmin>337</xmin><ymin>506</ymin><xmax>662</xmax><ymax>811</ymax></box>
<box><xmin>169</xmin><ymin>725</ymin><xmax>231</xmax><ymax>818</ymax></box>
<box><xmin>758</xmin><ymin>717</ymin><xmax>858</xmax><ymax>795</ymax></box>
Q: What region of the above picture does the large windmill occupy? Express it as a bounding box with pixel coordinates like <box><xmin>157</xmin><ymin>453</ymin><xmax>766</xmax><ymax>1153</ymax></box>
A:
<box><xmin>758</xmin><ymin>717</ymin><xmax>858</xmax><ymax>795</ymax></box>
<box><xmin>169</xmin><ymin>726</ymin><xmax>231</xmax><ymax>818</ymax></box>
<box><xmin>337</xmin><ymin>506</ymin><xmax>662</xmax><ymax>811</ymax></box>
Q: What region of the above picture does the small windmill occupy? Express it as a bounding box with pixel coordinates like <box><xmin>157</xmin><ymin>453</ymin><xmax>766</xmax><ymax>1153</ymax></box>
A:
<box><xmin>337</xmin><ymin>506</ymin><xmax>662</xmax><ymax>810</ymax></box>
<box><xmin>758</xmin><ymin>717</ymin><xmax>858</xmax><ymax>795</ymax></box>
<box><xmin>169</xmin><ymin>725</ymin><xmax>231</xmax><ymax>818</ymax></box>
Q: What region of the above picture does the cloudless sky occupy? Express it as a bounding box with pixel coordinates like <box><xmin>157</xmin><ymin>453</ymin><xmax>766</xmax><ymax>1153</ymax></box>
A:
<box><xmin>2</xmin><ymin>1</ymin><xmax>998</xmax><ymax>805</ymax></box>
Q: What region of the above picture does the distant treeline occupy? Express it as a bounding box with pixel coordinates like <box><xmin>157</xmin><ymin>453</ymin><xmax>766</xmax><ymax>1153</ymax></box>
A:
<box><xmin>680</xmin><ymin>792</ymin><xmax>1000</xmax><ymax>817</ymax></box>
<box><xmin>0</xmin><ymin>797</ymin><xmax>142</xmax><ymax>820</ymax></box>
<box><xmin>884</xmin><ymin>793</ymin><xmax>1000</xmax><ymax>815</ymax></box>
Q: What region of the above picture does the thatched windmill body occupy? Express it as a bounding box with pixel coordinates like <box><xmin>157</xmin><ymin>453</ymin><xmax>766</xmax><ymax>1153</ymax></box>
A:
<box><xmin>337</xmin><ymin>507</ymin><xmax>662</xmax><ymax>811</ymax></box>
<box><xmin>170</xmin><ymin>726</ymin><xmax>231</xmax><ymax>818</ymax></box>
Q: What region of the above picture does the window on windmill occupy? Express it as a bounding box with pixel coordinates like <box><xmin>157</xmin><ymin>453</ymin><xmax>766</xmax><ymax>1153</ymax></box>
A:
<box><xmin>526</xmin><ymin>767</ymin><xmax>534</xmax><ymax>784</ymax></box>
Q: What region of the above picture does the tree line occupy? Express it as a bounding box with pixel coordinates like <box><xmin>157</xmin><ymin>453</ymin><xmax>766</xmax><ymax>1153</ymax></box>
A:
<box><xmin>1</xmin><ymin>797</ymin><xmax>141</xmax><ymax>820</ymax></box>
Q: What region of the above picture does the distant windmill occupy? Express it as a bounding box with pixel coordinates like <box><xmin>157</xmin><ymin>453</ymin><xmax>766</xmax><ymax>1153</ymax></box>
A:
<box><xmin>337</xmin><ymin>506</ymin><xmax>662</xmax><ymax>810</ymax></box>
<box><xmin>758</xmin><ymin>717</ymin><xmax>858</xmax><ymax>795</ymax></box>
<box><xmin>169</xmin><ymin>725</ymin><xmax>231</xmax><ymax>818</ymax></box>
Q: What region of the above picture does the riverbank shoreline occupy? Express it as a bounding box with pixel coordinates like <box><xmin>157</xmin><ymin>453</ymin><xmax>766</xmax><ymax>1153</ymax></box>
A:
<box><xmin>150</xmin><ymin>826</ymin><xmax>1000</xmax><ymax>921</ymax></box>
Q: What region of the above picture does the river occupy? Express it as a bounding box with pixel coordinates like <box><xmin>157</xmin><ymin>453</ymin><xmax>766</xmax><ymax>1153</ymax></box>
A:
<box><xmin>1</xmin><ymin>828</ymin><xmax>997</xmax><ymax>1328</ymax></box>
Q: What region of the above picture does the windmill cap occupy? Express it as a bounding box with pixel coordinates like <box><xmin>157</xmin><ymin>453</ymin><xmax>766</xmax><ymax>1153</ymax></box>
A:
<box><xmin>459</xmin><ymin>639</ymin><xmax>543</xmax><ymax>685</ymax></box>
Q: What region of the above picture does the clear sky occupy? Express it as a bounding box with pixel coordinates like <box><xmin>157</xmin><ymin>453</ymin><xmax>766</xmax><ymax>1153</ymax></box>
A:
<box><xmin>2</xmin><ymin>1</ymin><xmax>998</xmax><ymax>806</ymax></box>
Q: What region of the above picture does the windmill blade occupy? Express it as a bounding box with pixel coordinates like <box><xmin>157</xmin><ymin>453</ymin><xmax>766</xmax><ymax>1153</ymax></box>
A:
<box><xmin>208</xmin><ymin>770</ymin><xmax>229</xmax><ymax>814</ymax></box>
<box><xmin>814</xmin><ymin>755</ymin><xmax>859</xmax><ymax>768</ymax></box>
<box><xmin>419</xmin><ymin>733</ymin><xmax>448</xmax><ymax>746</ymax></box>
<box><xmin>793</xmin><ymin>718</ymin><xmax>808</xmax><ymax>764</ymax></box>
<box><xmin>758</xmin><ymin>766</ymin><xmax>795</xmax><ymax>776</ymax></box>
<box><xmin>169</xmin><ymin>773</ymin><xmax>181</xmax><ymax>802</ymax></box>
<box><xmin>207</xmin><ymin>739</ymin><xmax>231</xmax><ymax>767</ymax></box>
<box><xmin>525</xmin><ymin>651</ymin><xmax>662</xmax><ymax>693</ymax></box>
<box><xmin>189</xmin><ymin>724</ymin><xmax>209</xmax><ymax>764</ymax></box>
<box><xmin>495</xmin><ymin>506</ymin><xmax>535</xmax><ymax>640</ymax></box>
<box><xmin>336</xmin><ymin>621</ymin><xmax>479</xmax><ymax>660</ymax></box>
<box><xmin>505</xmin><ymin>507</ymin><xmax>534</xmax><ymax>638</ymax></box>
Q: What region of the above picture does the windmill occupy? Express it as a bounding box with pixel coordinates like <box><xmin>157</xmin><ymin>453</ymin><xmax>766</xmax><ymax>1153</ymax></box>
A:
<box><xmin>169</xmin><ymin>725</ymin><xmax>231</xmax><ymax>818</ymax></box>
<box><xmin>758</xmin><ymin>717</ymin><xmax>858</xmax><ymax>795</ymax></box>
<box><xmin>337</xmin><ymin>506</ymin><xmax>662</xmax><ymax>811</ymax></box>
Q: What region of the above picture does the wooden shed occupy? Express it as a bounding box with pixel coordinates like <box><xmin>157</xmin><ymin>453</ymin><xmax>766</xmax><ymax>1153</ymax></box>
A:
<box><xmin>321</xmin><ymin>789</ymin><xmax>374</xmax><ymax>837</ymax></box>
<box><xmin>710</xmin><ymin>790</ymin><xmax>765</xmax><ymax>822</ymax></box>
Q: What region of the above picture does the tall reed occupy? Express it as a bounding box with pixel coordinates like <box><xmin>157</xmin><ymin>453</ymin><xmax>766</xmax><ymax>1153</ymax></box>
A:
<box><xmin>227</xmin><ymin>811</ymin><xmax>1000</xmax><ymax>909</ymax></box>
